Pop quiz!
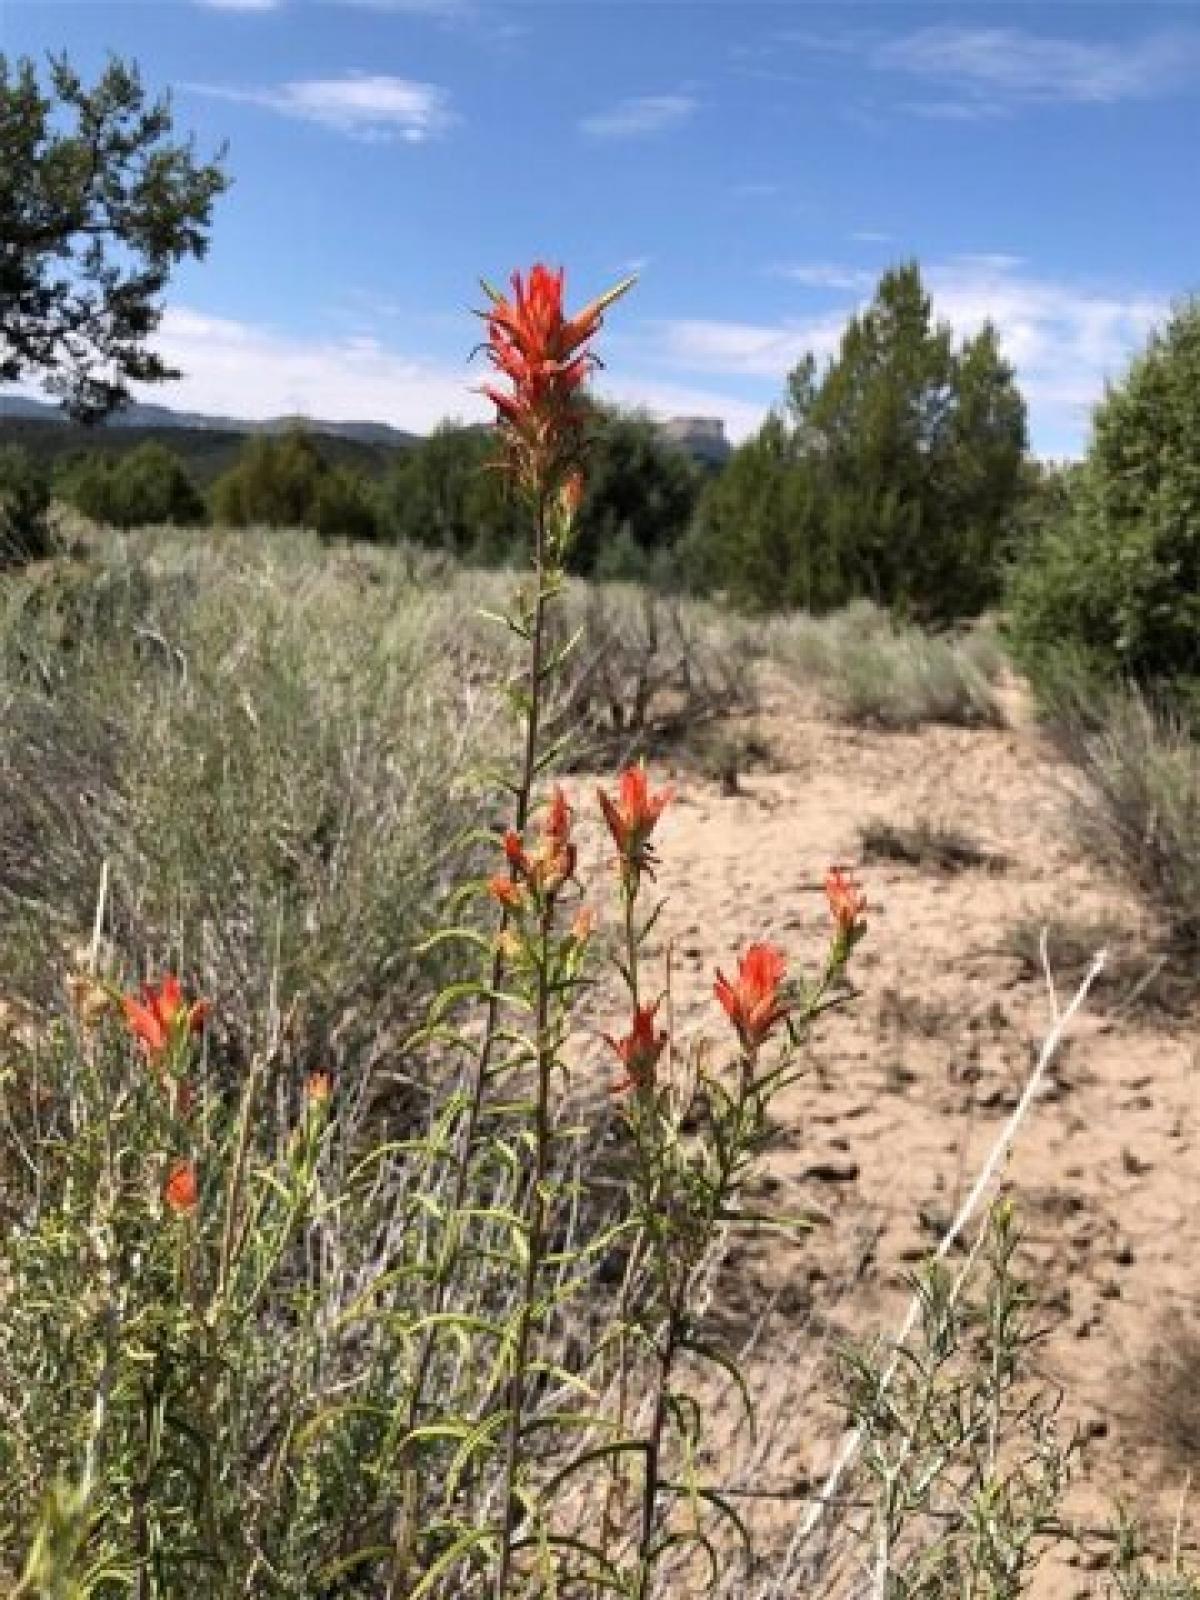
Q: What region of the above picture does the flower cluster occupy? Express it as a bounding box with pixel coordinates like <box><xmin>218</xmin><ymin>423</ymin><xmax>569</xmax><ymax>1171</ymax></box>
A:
<box><xmin>122</xmin><ymin>974</ymin><xmax>207</xmax><ymax>1058</ymax></box>
<box><xmin>604</xmin><ymin>1001</ymin><xmax>668</xmax><ymax>1096</ymax></box>
<box><xmin>489</xmin><ymin>784</ymin><xmax>578</xmax><ymax>914</ymax></box>
<box><xmin>479</xmin><ymin>263</ymin><xmax>632</xmax><ymax>495</ymax></box>
<box><xmin>122</xmin><ymin>974</ymin><xmax>207</xmax><ymax>1214</ymax></box>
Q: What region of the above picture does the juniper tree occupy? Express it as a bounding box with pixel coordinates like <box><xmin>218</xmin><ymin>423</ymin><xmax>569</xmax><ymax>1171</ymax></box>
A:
<box><xmin>1</xmin><ymin>52</ymin><xmax>227</xmax><ymax>420</ymax></box>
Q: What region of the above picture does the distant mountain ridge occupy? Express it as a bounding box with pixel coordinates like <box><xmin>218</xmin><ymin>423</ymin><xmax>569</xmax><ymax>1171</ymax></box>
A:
<box><xmin>1</xmin><ymin>396</ymin><xmax>732</xmax><ymax>464</ymax></box>
<box><xmin>0</xmin><ymin>395</ymin><xmax>421</xmax><ymax>450</ymax></box>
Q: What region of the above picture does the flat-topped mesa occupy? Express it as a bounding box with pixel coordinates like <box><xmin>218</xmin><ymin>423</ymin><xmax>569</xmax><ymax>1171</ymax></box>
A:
<box><xmin>653</xmin><ymin>415</ymin><xmax>731</xmax><ymax>465</ymax></box>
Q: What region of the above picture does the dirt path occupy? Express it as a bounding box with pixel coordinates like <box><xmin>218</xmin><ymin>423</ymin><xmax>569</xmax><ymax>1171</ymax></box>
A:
<box><xmin>580</xmin><ymin>673</ymin><xmax>1198</xmax><ymax>1591</ymax></box>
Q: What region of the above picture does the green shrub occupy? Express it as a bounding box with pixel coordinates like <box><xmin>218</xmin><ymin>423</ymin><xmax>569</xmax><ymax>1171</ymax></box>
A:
<box><xmin>376</xmin><ymin>408</ymin><xmax>702</xmax><ymax>576</ymax></box>
<box><xmin>688</xmin><ymin>264</ymin><xmax>1028</xmax><ymax>620</ymax></box>
<box><xmin>59</xmin><ymin>442</ymin><xmax>206</xmax><ymax>529</ymax></box>
<box><xmin>1009</xmin><ymin>297</ymin><xmax>1200</xmax><ymax>699</ymax></box>
<box><xmin>0</xmin><ymin>444</ymin><xmax>53</xmax><ymax>566</ymax></box>
<box><xmin>211</xmin><ymin>429</ymin><xmax>379</xmax><ymax>539</ymax></box>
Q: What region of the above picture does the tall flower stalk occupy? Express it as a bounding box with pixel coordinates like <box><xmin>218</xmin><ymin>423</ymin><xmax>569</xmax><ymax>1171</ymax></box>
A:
<box><xmin>383</xmin><ymin>264</ymin><xmax>632</xmax><ymax>1596</ymax></box>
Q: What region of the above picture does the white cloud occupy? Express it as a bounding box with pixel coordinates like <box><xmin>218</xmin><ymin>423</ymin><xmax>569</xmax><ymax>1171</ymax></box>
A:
<box><xmin>773</xmin><ymin>262</ymin><xmax>875</xmax><ymax>292</ymax></box>
<box><xmin>925</xmin><ymin>257</ymin><xmax>1167</xmax><ymax>451</ymax></box>
<box><xmin>188</xmin><ymin>74</ymin><xmax>455</xmax><ymax>142</ymax></box>
<box><xmin>877</xmin><ymin>26</ymin><xmax>1200</xmax><ymax>110</ymax></box>
<box><xmin>851</xmin><ymin>230</ymin><xmax>893</xmax><ymax>244</ymax></box>
<box><xmin>579</xmin><ymin>94</ymin><xmax>697</xmax><ymax>140</ymax></box>
<box><xmin>142</xmin><ymin>309</ymin><xmax>489</xmax><ymax>431</ymax></box>
<box><xmin>134</xmin><ymin>307</ymin><xmax>764</xmax><ymax>444</ymax></box>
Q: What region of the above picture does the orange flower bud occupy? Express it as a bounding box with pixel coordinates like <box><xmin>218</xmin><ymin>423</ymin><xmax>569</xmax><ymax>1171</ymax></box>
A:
<box><xmin>825</xmin><ymin>867</ymin><xmax>868</xmax><ymax>950</ymax></box>
<box><xmin>164</xmin><ymin>1158</ymin><xmax>198</xmax><ymax>1216</ymax></box>
<box><xmin>305</xmin><ymin>1071</ymin><xmax>332</xmax><ymax>1107</ymax></box>
<box><xmin>604</xmin><ymin>1001</ymin><xmax>668</xmax><ymax>1095</ymax></box>
<box><xmin>598</xmin><ymin>766</ymin><xmax>674</xmax><ymax>882</ymax></box>
<box><xmin>489</xmin><ymin>874</ymin><xmax>527</xmax><ymax>912</ymax></box>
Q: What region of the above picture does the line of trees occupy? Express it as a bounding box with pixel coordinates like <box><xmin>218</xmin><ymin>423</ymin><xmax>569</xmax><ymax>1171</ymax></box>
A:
<box><xmin>5</xmin><ymin>47</ymin><xmax>1199</xmax><ymax>713</ymax></box>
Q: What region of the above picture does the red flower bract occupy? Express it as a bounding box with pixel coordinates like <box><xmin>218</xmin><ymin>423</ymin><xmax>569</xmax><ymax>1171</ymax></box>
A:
<box><xmin>164</xmin><ymin>1157</ymin><xmax>198</xmax><ymax>1216</ymax></box>
<box><xmin>479</xmin><ymin>263</ymin><xmax>632</xmax><ymax>490</ymax></box>
<box><xmin>500</xmin><ymin>786</ymin><xmax>577</xmax><ymax>905</ymax></box>
<box><xmin>598</xmin><ymin>766</ymin><xmax>674</xmax><ymax>881</ymax></box>
<box><xmin>714</xmin><ymin>943</ymin><xmax>789</xmax><ymax>1054</ymax></box>
<box><xmin>123</xmin><ymin>974</ymin><xmax>207</xmax><ymax>1058</ymax></box>
<box><xmin>604</xmin><ymin>1001</ymin><xmax>668</xmax><ymax>1095</ymax></box>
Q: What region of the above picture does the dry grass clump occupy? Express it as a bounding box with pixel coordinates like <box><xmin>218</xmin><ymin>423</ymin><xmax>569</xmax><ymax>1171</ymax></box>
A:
<box><xmin>0</xmin><ymin>529</ymin><xmax>505</xmax><ymax>1094</ymax></box>
<box><xmin>546</xmin><ymin>580</ymin><xmax>754</xmax><ymax>767</ymax></box>
<box><xmin>1051</xmin><ymin>688</ymin><xmax>1200</xmax><ymax>961</ymax></box>
<box><xmin>762</xmin><ymin>600</ymin><xmax>1006</xmax><ymax>729</ymax></box>
<box><xmin>1133</xmin><ymin>1310</ymin><xmax>1200</xmax><ymax>1472</ymax></box>
<box><xmin>859</xmin><ymin>816</ymin><xmax>1009</xmax><ymax>874</ymax></box>
<box><xmin>1002</xmin><ymin>912</ymin><xmax>1182</xmax><ymax>1016</ymax></box>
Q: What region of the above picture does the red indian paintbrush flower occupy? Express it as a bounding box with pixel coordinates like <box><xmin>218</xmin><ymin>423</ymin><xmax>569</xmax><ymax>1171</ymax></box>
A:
<box><xmin>604</xmin><ymin>1001</ymin><xmax>668</xmax><ymax>1095</ymax></box>
<box><xmin>825</xmin><ymin>867</ymin><xmax>868</xmax><ymax>951</ymax></box>
<box><xmin>164</xmin><ymin>1157</ymin><xmax>198</xmax><ymax>1216</ymax></box>
<box><xmin>123</xmin><ymin>974</ymin><xmax>207</xmax><ymax>1057</ymax></box>
<box><xmin>714</xmin><ymin>943</ymin><xmax>790</xmax><ymax>1055</ymax></box>
<box><xmin>305</xmin><ymin>1070</ymin><xmax>333</xmax><ymax>1107</ymax></box>
<box><xmin>479</xmin><ymin>264</ymin><xmax>633</xmax><ymax>489</ymax></box>
<box><xmin>500</xmin><ymin>785</ymin><xmax>577</xmax><ymax>905</ymax></box>
<box><xmin>488</xmin><ymin>873</ymin><xmax>527</xmax><ymax>912</ymax></box>
<box><xmin>598</xmin><ymin>766</ymin><xmax>674</xmax><ymax>883</ymax></box>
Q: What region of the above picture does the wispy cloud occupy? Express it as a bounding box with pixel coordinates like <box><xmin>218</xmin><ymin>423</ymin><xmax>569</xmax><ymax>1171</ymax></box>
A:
<box><xmin>579</xmin><ymin>94</ymin><xmax>697</xmax><ymax>140</ymax></box>
<box><xmin>772</xmin><ymin>262</ymin><xmax>875</xmax><ymax>293</ymax></box>
<box><xmin>187</xmin><ymin>74</ymin><xmax>456</xmax><ymax>141</ymax></box>
<box><xmin>648</xmin><ymin>316</ymin><xmax>845</xmax><ymax>380</ymax></box>
<box><xmin>877</xmin><ymin>26</ymin><xmax>1200</xmax><ymax>114</ymax></box>
<box><xmin>851</xmin><ymin>230</ymin><xmax>893</xmax><ymax>245</ymax></box>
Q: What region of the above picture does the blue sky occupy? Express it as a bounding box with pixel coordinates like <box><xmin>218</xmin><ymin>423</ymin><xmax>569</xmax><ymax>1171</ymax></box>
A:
<box><xmin>7</xmin><ymin>0</ymin><xmax>1199</xmax><ymax>455</ymax></box>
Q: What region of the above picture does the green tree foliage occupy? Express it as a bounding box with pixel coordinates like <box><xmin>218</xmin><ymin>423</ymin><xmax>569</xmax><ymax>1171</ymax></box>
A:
<box><xmin>1009</xmin><ymin>297</ymin><xmax>1200</xmax><ymax>697</ymax></box>
<box><xmin>1</xmin><ymin>53</ymin><xmax>228</xmax><ymax>419</ymax></box>
<box><xmin>376</xmin><ymin>422</ymin><xmax>526</xmax><ymax>561</ymax></box>
<box><xmin>690</xmin><ymin>263</ymin><xmax>1027</xmax><ymax>619</ymax></box>
<box><xmin>211</xmin><ymin>430</ymin><xmax>379</xmax><ymax>540</ymax></box>
<box><xmin>376</xmin><ymin>409</ymin><xmax>703</xmax><ymax>577</ymax></box>
<box><xmin>570</xmin><ymin>407</ymin><xmax>703</xmax><ymax>581</ymax></box>
<box><xmin>679</xmin><ymin>416</ymin><xmax>830</xmax><ymax>607</ymax></box>
<box><xmin>60</xmin><ymin>441</ymin><xmax>206</xmax><ymax>528</ymax></box>
<box><xmin>0</xmin><ymin>445</ymin><xmax>52</xmax><ymax>565</ymax></box>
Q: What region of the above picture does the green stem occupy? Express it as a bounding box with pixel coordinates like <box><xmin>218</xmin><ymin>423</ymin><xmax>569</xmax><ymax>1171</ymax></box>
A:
<box><xmin>387</xmin><ymin>491</ymin><xmax>553</xmax><ymax>1597</ymax></box>
<box><xmin>494</xmin><ymin>904</ymin><xmax>554</xmax><ymax>1597</ymax></box>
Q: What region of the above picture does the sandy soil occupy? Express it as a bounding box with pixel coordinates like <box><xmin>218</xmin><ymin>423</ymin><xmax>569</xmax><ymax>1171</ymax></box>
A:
<box><xmin>578</xmin><ymin>670</ymin><xmax>1198</xmax><ymax>1594</ymax></box>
